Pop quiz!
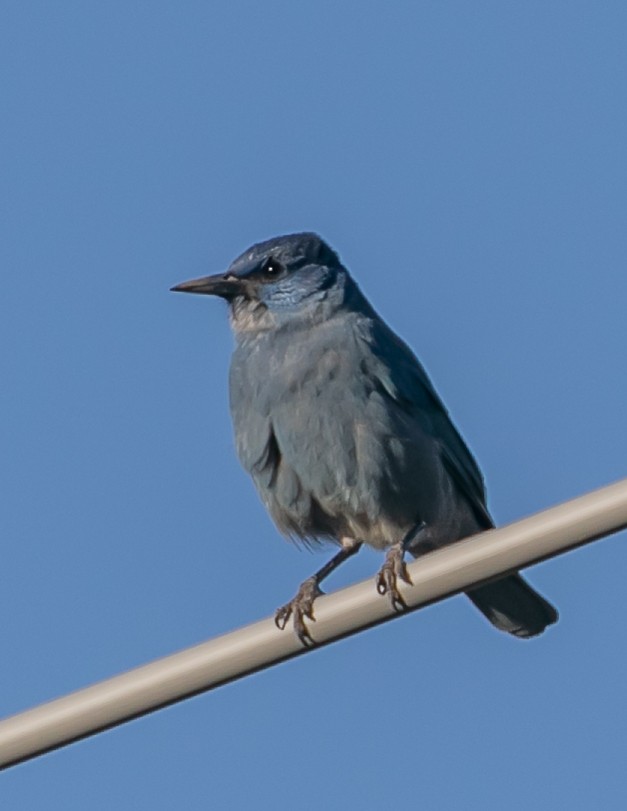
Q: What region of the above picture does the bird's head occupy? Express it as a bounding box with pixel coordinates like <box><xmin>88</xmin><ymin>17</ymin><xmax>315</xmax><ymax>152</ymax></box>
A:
<box><xmin>171</xmin><ymin>233</ymin><xmax>353</xmax><ymax>334</ymax></box>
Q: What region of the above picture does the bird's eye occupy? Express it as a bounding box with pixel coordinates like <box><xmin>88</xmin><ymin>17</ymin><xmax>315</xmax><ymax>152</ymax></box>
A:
<box><xmin>260</xmin><ymin>258</ymin><xmax>283</xmax><ymax>277</ymax></box>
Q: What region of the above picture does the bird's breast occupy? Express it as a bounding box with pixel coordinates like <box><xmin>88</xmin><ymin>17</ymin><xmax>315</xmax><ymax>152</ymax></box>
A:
<box><xmin>229</xmin><ymin>329</ymin><xmax>436</xmax><ymax>546</ymax></box>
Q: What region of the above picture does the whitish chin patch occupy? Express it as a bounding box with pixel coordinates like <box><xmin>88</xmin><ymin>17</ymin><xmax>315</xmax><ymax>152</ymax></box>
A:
<box><xmin>229</xmin><ymin>298</ymin><xmax>276</xmax><ymax>334</ymax></box>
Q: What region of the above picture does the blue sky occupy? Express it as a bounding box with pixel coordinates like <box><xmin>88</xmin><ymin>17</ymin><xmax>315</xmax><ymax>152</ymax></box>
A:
<box><xmin>2</xmin><ymin>2</ymin><xmax>627</xmax><ymax>808</ymax></box>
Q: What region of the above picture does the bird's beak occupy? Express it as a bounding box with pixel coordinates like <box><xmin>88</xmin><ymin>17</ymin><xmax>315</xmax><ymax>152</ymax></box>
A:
<box><xmin>170</xmin><ymin>272</ymin><xmax>240</xmax><ymax>299</ymax></box>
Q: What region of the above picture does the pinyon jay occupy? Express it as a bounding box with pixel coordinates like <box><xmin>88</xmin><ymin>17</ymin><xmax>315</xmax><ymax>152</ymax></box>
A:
<box><xmin>172</xmin><ymin>233</ymin><xmax>558</xmax><ymax>644</ymax></box>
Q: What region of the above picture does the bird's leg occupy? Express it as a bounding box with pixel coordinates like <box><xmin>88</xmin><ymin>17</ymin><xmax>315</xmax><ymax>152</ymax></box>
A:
<box><xmin>375</xmin><ymin>522</ymin><xmax>426</xmax><ymax>611</ymax></box>
<box><xmin>375</xmin><ymin>543</ymin><xmax>412</xmax><ymax>611</ymax></box>
<box><xmin>275</xmin><ymin>540</ymin><xmax>363</xmax><ymax>646</ymax></box>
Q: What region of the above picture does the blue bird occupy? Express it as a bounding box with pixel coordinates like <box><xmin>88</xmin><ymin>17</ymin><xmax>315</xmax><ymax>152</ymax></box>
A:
<box><xmin>172</xmin><ymin>233</ymin><xmax>558</xmax><ymax>644</ymax></box>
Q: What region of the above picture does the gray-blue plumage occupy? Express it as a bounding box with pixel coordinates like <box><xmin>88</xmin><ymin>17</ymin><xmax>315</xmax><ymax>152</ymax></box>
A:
<box><xmin>172</xmin><ymin>233</ymin><xmax>557</xmax><ymax>641</ymax></box>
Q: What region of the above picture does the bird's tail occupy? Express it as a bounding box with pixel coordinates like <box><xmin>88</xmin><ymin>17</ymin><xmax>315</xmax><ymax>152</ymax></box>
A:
<box><xmin>466</xmin><ymin>573</ymin><xmax>558</xmax><ymax>638</ymax></box>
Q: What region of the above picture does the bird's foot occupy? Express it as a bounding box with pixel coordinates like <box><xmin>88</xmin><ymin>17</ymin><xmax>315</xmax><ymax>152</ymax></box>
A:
<box><xmin>275</xmin><ymin>577</ymin><xmax>323</xmax><ymax>647</ymax></box>
<box><xmin>376</xmin><ymin>544</ymin><xmax>412</xmax><ymax>612</ymax></box>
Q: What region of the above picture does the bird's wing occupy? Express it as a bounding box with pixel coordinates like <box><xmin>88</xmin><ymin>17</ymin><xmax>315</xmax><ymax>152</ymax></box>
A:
<box><xmin>363</xmin><ymin>318</ymin><xmax>493</xmax><ymax>529</ymax></box>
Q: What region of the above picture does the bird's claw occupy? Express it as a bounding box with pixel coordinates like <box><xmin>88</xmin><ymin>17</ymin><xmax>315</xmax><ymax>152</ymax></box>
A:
<box><xmin>275</xmin><ymin>577</ymin><xmax>323</xmax><ymax>647</ymax></box>
<box><xmin>376</xmin><ymin>546</ymin><xmax>412</xmax><ymax>612</ymax></box>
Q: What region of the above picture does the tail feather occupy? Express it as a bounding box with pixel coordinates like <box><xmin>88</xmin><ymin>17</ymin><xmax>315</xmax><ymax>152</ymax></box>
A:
<box><xmin>466</xmin><ymin>573</ymin><xmax>558</xmax><ymax>638</ymax></box>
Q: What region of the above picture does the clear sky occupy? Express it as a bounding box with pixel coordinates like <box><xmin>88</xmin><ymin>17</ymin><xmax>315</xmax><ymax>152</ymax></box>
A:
<box><xmin>2</xmin><ymin>2</ymin><xmax>627</xmax><ymax>808</ymax></box>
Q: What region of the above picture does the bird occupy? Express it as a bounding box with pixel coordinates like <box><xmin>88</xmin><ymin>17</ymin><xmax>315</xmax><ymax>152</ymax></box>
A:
<box><xmin>172</xmin><ymin>232</ymin><xmax>558</xmax><ymax>645</ymax></box>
